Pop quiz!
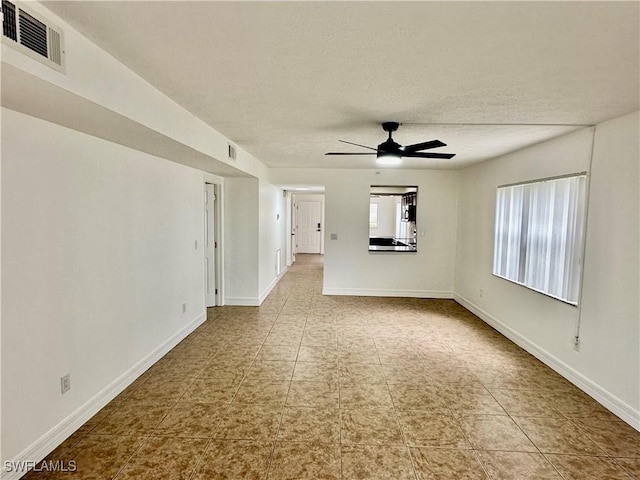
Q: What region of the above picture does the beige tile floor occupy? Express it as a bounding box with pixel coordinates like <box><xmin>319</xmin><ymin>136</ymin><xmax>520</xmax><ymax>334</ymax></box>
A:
<box><xmin>27</xmin><ymin>254</ymin><xmax>640</xmax><ymax>479</ymax></box>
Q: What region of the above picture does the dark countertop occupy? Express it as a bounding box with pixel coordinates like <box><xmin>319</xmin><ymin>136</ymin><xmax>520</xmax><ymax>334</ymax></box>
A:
<box><xmin>369</xmin><ymin>237</ymin><xmax>417</xmax><ymax>252</ymax></box>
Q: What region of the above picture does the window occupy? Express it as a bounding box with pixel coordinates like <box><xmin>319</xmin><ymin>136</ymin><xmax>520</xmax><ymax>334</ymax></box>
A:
<box><xmin>493</xmin><ymin>174</ymin><xmax>587</xmax><ymax>305</ymax></box>
<box><xmin>369</xmin><ymin>202</ymin><xmax>379</xmax><ymax>229</ymax></box>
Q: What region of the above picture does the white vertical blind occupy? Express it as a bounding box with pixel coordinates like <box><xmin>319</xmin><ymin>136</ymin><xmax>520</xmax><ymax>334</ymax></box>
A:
<box><xmin>493</xmin><ymin>175</ymin><xmax>587</xmax><ymax>304</ymax></box>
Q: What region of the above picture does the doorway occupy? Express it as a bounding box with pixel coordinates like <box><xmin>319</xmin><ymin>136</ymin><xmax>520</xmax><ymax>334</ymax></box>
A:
<box><xmin>204</xmin><ymin>182</ymin><xmax>221</xmax><ymax>307</ymax></box>
<box><xmin>296</xmin><ymin>197</ymin><xmax>324</xmax><ymax>254</ymax></box>
<box><xmin>286</xmin><ymin>191</ymin><xmax>325</xmax><ymax>266</ymax></box>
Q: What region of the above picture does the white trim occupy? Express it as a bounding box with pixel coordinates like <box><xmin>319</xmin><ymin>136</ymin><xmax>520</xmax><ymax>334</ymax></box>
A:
<box><xmin>259</xmin><ymin>267</ymin><xmax>288</xmax><ymax>305</ymax></box>
<box><xmin>1</xmin><ymin>312</ymin><xmax>207</xmax><ymax>480</ymax></box>
<box><xmin>225</xmin><ymin>266</ymin><xmax>288</xmax><ymax>307</ymax></box>
<box><xmin>203</xmin><ymin>176</ymin><xmax>224</xmax><ymax>307</ymax></box>
<box><xmin>322</xmin><ymin>287</ymin><xmax>453</xmax><ymax>298</ymax></box>
<box><xmin>214</xmin><ymin>183</ymin><xmax>224</xmax><ymax>306</ymax></box>
<box><xmin>454</xmin><ymin>293</ymin><xmax>640</xmax><ymax>432</ymax></box>
<box><xmin>203</xmin><ymin>172</ymin><xmax>224</xmax><ymax>184</ymax></box>
<box><xmin>224</xmin><ymin>297</ymin><xmax>260</xmax><ymax>306</ymax></box>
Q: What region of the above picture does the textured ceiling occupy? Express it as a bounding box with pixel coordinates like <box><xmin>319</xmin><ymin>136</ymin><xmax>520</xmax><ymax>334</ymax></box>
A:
<box><xmin>44</xmin><ymin>1</ymin><xmax>639</xmax><ymax>170</ymax></box>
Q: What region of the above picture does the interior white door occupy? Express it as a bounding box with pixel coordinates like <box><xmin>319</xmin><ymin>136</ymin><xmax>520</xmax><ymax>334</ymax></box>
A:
<box><xmin>297</xmin><ymin>200</ymin><xmax>322</xmax><ymax>253</ymax></box>
<box><xmin>205</xmin><ymin>184</ymin><xmax>216</xmax><ymax>307</ymax></box>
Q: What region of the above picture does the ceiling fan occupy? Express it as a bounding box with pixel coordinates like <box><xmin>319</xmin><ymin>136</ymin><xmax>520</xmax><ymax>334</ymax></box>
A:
<box><xmin>325</xmin><ymin>122</ymin><xmax>455</xmax><ymax>165</ymax></box>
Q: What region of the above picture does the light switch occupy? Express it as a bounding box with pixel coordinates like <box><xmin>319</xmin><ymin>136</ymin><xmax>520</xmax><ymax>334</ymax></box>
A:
<box><xmin>330</xmin><ymin>233</ymin><xmax>338</xmax><ymax>240</ymax></box>
<box><xmin>420</xmin><ymin>230</ymin><xmax>425</xmax><ymax>237</ymax></box>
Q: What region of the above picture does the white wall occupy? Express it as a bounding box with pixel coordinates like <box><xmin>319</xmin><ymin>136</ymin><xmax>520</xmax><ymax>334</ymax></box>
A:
<box><xmin>271</xmin><ymin>169</ymin><xmax>459</xmax><ymax>297</ymax></box>
<box><xmin>258</xmin><ymin>180</ymin><xmax>287</xmax><ymax>301</ymax></box>
<box><xmin>223</xmin><ymin>177</ymin><xmax>259</xmax><ymax>305</ymax></box>
<box><xmin>579</xmin><ymin>112</ymin><xmax>639</xmax><ymax>419</ymax></box>
<box><xmin>454</xmin><ymin>114</ymin><xmax>639</xmax><ymax>428</ymax></box>
<box><xmin>222</xmin><ymin>178</ymin><xmax>287</xmax><ymax>305</ymax></box>
<box><xmin>1</xmin><ymin>108</ymin><xmax>207</xmax><ymax>464</ymax></box>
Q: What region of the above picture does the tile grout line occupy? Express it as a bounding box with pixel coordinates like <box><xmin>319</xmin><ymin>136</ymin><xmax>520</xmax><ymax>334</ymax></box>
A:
<box><xmin>255</xmin><ymin>296</ymin><xmax>290</xmax><ymax>479</ymax></box>
<box><xmin>373</xmin><ymin>335</ymin><xmax>422</xmax><ymax>480</ymax></box>
<box><xmin>185</xmin><ymin>436</ymin><xmax>215</xmax><ymax>480</ymax></box>
<box><xmin>264</xmin><ymin>296</ymin><xmax>308</xmax><ymax>480</ymax></box>
<box><xmin>500</xmin><ymin>397</ymin><xmax>573</xmax><ymax>479</ymax></box>
<box><xmin>335</xmin><ymin>315</ymin><xmax>344</xmax><ymax>480</ymax></box>
<box><xmin>169</xmin><ymin>312</ymin><xmax>249</xmax><ymax>480</ymax></box>
<box><xmin>190</xmin><ymin>304</ymin><xmax>281</xmax><ymax>479</ymax></box>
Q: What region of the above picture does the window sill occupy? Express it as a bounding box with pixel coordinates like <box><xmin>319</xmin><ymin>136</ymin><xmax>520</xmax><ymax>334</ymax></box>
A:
<box><xmin>492</xmin><ymin>273</ymin><xmax>578</xmax><ymax>307</ymax></box>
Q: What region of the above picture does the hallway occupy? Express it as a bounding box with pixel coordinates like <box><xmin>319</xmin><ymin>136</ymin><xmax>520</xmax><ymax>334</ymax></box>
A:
<box><xmin>26</xmin><ymin>259</ymin><xmax>640</xmax><ymax>479</ymax></box>
<box><xmin>291</xmin><ymin>253</ymin><xmax>324</xmax><ymax>266</ymax></box>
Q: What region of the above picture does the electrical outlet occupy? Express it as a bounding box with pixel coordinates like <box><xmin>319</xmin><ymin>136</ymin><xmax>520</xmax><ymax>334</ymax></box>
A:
<box><xmin>479</xmin><ymin>288</ymin><xmax>484</xmax><ymax>298</ymax></box>
<box><xmin>573</xmin><ymin>336</ymin><xmax>581</xmax><ymax>351</ymax></box>
<box><xmin>182</xmin><ymin>303</ymin><xmax>187</xmax><ymax>314</ymax></box>
<box><xmin>60</xmin><ymin>374</ymin><xmax>71</xmax><ymax>394</ymax></box>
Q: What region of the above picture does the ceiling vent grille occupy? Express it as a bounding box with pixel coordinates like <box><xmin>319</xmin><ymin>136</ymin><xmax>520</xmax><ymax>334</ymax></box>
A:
<box><xmin>228</xmin><ymin>144</ymin><xmax>237</xmax><ymax>162</ymax></box>
<box><xmin>2</xmin><ymin>0</ymin><xmax>64</xmax><ymax>72</ymax></box>
<box><xmin>2</xmin><ymin>0</ymin><xmax>16</xmax><ymax>40</ymax></box>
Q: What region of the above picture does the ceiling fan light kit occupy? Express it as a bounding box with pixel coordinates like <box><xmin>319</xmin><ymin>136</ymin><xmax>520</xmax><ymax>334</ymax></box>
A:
<box><xmin>376</xmin><ymin>154</ymin><xmax>402</xmax><ymax>166</ymax></box>
<box><xmin>326</xmin><ymin>121</ymin><xmax>456</xmax><ymax>165</ymax></box>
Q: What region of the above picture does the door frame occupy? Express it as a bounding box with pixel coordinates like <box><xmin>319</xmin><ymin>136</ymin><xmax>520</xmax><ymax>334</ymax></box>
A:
<box><xmin>291</xmin><ymin>193</ymin><xmax>325</xmax><ymax>256</ymax></box>
<box><xmin>285</xmin><ymin>191</ymin><xmax>295</xmax><ymax>266</ymax></box>
<box><xmin>204</xmin><ymin>183</ymin><xmax>216</xmax><ymax>307</ymax></box>
<box><xmin>204</xmin><ymin>176</ymin><xmax>224</xmax><ymax>306</ymax></box>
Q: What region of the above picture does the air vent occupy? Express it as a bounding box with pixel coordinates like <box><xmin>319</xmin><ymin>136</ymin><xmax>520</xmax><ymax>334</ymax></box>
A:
<box><xmin>228</xmin><ymin>144</ymin><xmax>237</xmax><ymax>162</ymax></box>
<box><xmin>1</xmin><ymin>0</ymin><xmax>64</xmax><ymax>71</ymax></box>
<box><xmin>2</xmin><ymin>0</ymin><xmax>17</xmax><ymax>41</ymax></box>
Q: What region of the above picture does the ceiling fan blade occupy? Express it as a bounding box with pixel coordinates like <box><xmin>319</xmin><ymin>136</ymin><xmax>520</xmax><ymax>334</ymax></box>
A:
<box><xmin>325</xmin><ymin>152</ymin><xmax>377</xmax><ymax>155</ymax></box>
<box><xmin>402</xmin><ymin>152</ymin><xmax>456</xmax><ymax>159</ymax></box>
<box><xmin>401</xmin><ymin>139</ymin><xmax>446</xmax><ymax>152</ymax></box>
<box><xmin>338</xmin><ymin>140</ymin><xmax>377</xmax><ymax>151</ymax></box>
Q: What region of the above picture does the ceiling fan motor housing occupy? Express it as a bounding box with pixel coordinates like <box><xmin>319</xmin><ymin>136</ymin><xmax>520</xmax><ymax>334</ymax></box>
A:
<box><xmin>381</xmin><ymin>122</ymin><xmax>400</xmax><ymax>133</ymax></box>
<box><xmin>378</xmin><ymin>139</ymin><xmax>402</xmax><ymax>155</ymax></box>
<box><xmin>379</xmin><ymin>122</ymin><xmax>402</xmax><ymax>156</ymax></box>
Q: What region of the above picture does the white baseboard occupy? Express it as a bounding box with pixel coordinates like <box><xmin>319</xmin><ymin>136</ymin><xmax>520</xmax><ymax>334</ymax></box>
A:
<box><xmin>454</xmin><ymin>293</ymin><xmax>640</xmax><ymax>432</ymax></box>
<box><xmin>224</xmin><ymin>268</ymin><xmax>288</xmax><ymax>307</ymax></box>
<box><xmin>322</xmin><ymin>287</ymin><xmax>453</xmax><ymax>298</ymax></box>
<box><xmin>259</xmin><ymin>267</ymin><xmax>288</xmax><ymax>305</ymax></box>
<box><xmin>1</xmin><ymin>312</ymin><xmax>207</xmax><ymax>480</ymax></box>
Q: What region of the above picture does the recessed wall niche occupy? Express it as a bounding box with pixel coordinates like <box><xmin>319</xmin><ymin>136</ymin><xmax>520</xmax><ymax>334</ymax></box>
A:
<box><xmin>369</xmin><ymin>185</ymin><xmax>418</xmax><ymax>252</ymax></box>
